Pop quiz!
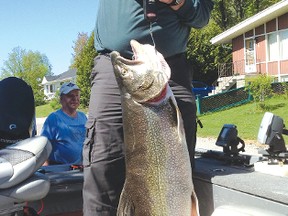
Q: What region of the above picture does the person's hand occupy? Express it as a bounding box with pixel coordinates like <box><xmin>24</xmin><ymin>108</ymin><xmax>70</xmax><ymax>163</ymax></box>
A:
<box><xmin>42</xmin><ymin>160</ymin><xmax>49</xmax><ymax>166</ymax></box>
<box><xmin>158</xmin><ymin>0</ymin><xmax>185</xmax><ymax>10</ymax></box>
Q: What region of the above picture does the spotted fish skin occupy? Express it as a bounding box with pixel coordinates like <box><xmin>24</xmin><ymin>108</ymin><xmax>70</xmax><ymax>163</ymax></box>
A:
<box><xmin>111</xmin><ymin>40</ymin><xmax>199</xmax><ymax>216</ymax></box>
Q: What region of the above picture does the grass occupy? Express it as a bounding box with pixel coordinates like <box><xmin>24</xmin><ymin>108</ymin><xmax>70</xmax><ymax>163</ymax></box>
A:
<box><xmin>36</xmin><ymin>95</ymin><xmax>288</xmax><ymax>143</ymax></box>
<box><xmin>36</xmin><ymin>103</ymin><xmax>88</xmax><ymax>118</ymax></box>
<box><xmin>36</xmin><ymin>103</ymin><xmax>54</xmax><ymax>118</ymax></box>
<box><xmin>197</xmin><ymin>94</ymin><xmax>288</xmax><ymax>143</ymax></box>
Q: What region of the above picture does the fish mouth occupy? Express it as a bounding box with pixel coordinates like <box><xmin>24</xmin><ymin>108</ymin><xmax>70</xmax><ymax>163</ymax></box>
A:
<box><xmin>111</xmin><ymin>48</ymin><xmax>155</xmax><ymax>93</ymax></box>
<box><xmin>110</xmin><ymin>48</ymin><xmax>142</xmax><ymax>66</ymax></box>
<box><xmin>110</xmin><ymin>40</ymin><xmax>149</xmax><ymax>65</ymax></box>
<box><xmin>111</xmin><ymin>51</ymin><xmax>153</xmax><ymax>91</ymax></box>
<box><xmin>117</xmin><ymin>55</ymin><xmax>142</xmax><ymax>65</ymax></box>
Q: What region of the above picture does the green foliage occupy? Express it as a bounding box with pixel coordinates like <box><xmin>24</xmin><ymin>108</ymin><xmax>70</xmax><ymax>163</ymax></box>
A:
<box><xmin>211</xmin><ymin>0</ymin><xmax>237</xmax><ymax>30</ymax></box>
<box><xmin>1</xmin><ymin>47</ymin><xmax>52</xmax><ymax>106</ymax></box>
<box><xmin>211</xmin><ymin>0</ymin><xmax>282</xmax><ymax>31</ymax></box>
<box><xmin>245</xmin><ymin>75</ymin><xmax>273</xmax><ymax>110</ymax></box>
<box><xmin>1</xmin><ymin>47</ymin><xmax>25</xmax><ymax>78</ymax></box>
<box><xmin>187</xmin><ymin>20</ymin><xmax>231</xmax><ymax>85</ymax></box>
<box><xmin>73</xmin><ymin>31</ymin><xmax>98</xmax><ymax>107</ymax></box>
<box><xmin>34</xmin><ymin>89</ymin><xmax>47</xmax><ymax>106</ymax></box>
<box><xmin>281</xmin><ymin>82</ymin><xmax>288</xmax><ymax>99</ymax></box>
<box><xmin>70</xmin><ymin>32</ymin><xmax>89</xmax><ymax>68</ymax></box>
<box><xmin>245</xmin><ymin>0</ymin><xmax>282</xmax><ymax>18</ymax></box>
<box><xmin>49</xmin><ymin>90</ymin><xmax>61</xmax><ymax>110</ymax></box>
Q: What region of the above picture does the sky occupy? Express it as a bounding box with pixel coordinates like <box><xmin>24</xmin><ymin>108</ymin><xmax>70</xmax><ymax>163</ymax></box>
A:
<box><xmin>0</xmin><ymin>0</ymin><xmax>98</xmax><ymax>75</ymax></box>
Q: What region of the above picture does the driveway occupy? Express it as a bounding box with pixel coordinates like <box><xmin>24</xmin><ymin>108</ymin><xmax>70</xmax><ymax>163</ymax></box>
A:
<box><xmin>36</xmin><ymin>117</ymin><xmax>46</xmax><ymax>135</ymax></box>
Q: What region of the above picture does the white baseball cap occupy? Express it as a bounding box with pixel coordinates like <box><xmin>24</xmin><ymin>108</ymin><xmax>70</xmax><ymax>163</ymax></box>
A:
<box><xmin>60</xmin><ymin>82</ymin><xmax>80</xmax><ymax>95</ymax></box>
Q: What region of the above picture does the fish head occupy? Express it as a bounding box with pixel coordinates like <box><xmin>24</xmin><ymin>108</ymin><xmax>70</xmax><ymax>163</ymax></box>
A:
<box><xmin>111</xmin><ymin>40</ymin><xmax>171</xmax><ymax>103</ymax></box>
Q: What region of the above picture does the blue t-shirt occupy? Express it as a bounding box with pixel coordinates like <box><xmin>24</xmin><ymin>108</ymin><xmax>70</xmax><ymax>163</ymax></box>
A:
<box><xmin>41</xmin><ymin>109</ymin><xmax>87</xmax><ymax>164</ymax></box>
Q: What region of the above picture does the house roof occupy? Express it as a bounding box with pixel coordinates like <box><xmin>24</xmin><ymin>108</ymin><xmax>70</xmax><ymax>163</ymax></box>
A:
<box><xmin>210</xmin><ymin>0</ymin><xmax>288</xmax><ymax>45</ymax></box>
<box><xmin>56</xmin><ymin>68</ymin><xmax>77</xmax><ymax>81</ymax></box>
<box><xmin>42</xmin><ymin>68</ymin><xmax>77</xmax><ymax>84</ymax></box>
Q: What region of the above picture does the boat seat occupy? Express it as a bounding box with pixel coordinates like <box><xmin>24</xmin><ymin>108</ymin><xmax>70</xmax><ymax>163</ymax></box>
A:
<box><xmin>0</xmin><ymin>136</ymin><xmax>52</xmax><ymax>189</ymax></box>
<box><xmin>0</xmin><ymin>172</ymin><xmax>50</xmax><ymax>209</ymax></box>
<box><xmin>0</xmin><ymin>136</ymin><xmax>52</xmax><ymax>215</ymax></box>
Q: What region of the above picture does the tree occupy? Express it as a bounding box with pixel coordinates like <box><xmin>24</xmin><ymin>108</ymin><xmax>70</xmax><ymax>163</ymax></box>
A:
<box><xmin>1</xmin><ymin>47</ymin><xmax>25</xmax><ymax>78</ymax></box>
<box><xmin>212</xmin><ymin>0</ymin><xmax>236</xmax><ymax>30</ymax></box>
<box><xmin>212</xmin><ymin>0</ymin><xmax>282</xmax><ymax>31</ymax></box>
<box><xmin>1</xmin><ymin>47</ymin><xmax>52</xmax><ymax>106</ymax></box>
<box><xmin>70</xmin><ymin>32</ymin><xmax>89</xmax><ymax>69</ymax></box>
<box><xmin>73</xmin><ymin>32</ymin><xmax>98</xmax><ymax>107</ymax></box>
<box><xmin>187</xmin><ymin>20</ymin><xmax>232</xmax><ymax>85</ymax></box>
<box><xmin>245</xmin><ymin>0</ymin><xmax>282</xmax><ymax>18</ymax></box>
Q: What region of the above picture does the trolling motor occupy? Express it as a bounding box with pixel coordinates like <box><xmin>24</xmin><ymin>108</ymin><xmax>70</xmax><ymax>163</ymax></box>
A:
<box><xmin>216</xmin><ymin>124</ymin><xmax>245</xmax><ymax>156</ymax></box>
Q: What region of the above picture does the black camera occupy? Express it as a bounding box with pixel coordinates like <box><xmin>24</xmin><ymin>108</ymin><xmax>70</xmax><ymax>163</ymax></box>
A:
<box><xmin>143</xmin><ymin>0</ymin><xmax>158</xmax><ymax>22</ymax></box>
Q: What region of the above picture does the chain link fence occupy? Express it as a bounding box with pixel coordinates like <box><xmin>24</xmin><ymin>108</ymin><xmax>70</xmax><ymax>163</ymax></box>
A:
<box><xmin>196</xmin><ymin>82</ymin><xmax>287</xmax><ymax>115</ymax></box>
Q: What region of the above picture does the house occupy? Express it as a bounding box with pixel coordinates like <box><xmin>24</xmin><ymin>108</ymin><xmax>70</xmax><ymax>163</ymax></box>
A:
<box><xmin>41</xmin><ymin>68</ymin><xmax>77</xmax><ymax>100</ymax></box>
<box><xmin>210</xmin><ymin>0</ymin><xmax>288</xmax><ymax>93</ymax></box>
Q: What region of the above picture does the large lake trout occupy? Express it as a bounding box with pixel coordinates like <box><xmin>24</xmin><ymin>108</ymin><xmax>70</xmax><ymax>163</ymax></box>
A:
<box><xmin>111</xmin><ymin>40</ymin><xmax>199</xmax><ymax>216</ymax></box>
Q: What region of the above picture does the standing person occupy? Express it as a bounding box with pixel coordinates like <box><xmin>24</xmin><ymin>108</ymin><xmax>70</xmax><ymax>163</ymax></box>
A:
<box><xmin>42</xmin><ymin>82</ymin><xmax>87</xmax><ymax>165</ymax></box>
<box><xmin>83</xmin><ymin>0</ymin><xmax>214</xmax><ymax>215</ymax></box>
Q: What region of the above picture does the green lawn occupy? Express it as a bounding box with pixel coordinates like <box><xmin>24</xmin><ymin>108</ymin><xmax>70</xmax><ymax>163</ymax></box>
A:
<box><xmin>36</xmin><ymin>103</ymin><xmax>54</xmax><ymax>117</ymax></box>
<box><xmin>197</xmin><ymin>95</ymin><xmax>288</xmax><ymax>143</ymax></box>
<box><xmin>36</xmin><ymin>103</ymin><xmax>88</xmax><ymax>118</ymax></box>
<box><xmin>37</xmin><ymin>95</ymin><xmax>288</xmax><ymax>143</ymax></box>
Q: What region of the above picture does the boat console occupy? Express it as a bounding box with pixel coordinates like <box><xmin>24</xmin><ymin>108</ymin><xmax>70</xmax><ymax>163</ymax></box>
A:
<box><xmin>194</xmin><ymin>112</ymin><xmax>288</xmax><ymax>215</ymax></box>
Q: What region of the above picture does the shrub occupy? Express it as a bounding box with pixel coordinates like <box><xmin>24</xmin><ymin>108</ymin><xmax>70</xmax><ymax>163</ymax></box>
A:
<box><xmin>281</xmin><ymin>82</ymin><xmax>288</xmax><ymax>99</ymax></box>
<box><xmin>49</xmin><ymin>90</ymin><xmax>61</xmax><ymax>110</ymax></box>
<box><xmin>245</xmin><ymin>74</ymin><xmax>273</xmax><ymax>110</ymax></box>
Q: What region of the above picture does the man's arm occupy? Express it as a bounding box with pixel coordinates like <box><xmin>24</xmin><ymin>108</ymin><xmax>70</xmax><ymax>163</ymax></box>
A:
<box><xmin>160</xmin><ymin>0</ymin><xmax>214</xmax><ymax>28</ymax></box>
<box><xmin>40</xmin><ymin>114</ymin><xmax>55</xmax><ymax>166</ymax></box>
<box><xmin>159</xmin><ymin>0</ymin><xmax>186</xmax><ymax>10</ymax></box>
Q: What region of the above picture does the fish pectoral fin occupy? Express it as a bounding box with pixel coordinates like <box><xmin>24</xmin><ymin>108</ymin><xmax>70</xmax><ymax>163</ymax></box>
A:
<box><xmin>191</xmin><ymin>191</ymin><xmax>200</xmax><ymax>216</ymax></box>
<box><xmin>117</xmin><ymin>192</ymin><xmax>135</xmax><ymax>216</ymax></box>
<box><xmin>169</xmin><ymin>95</ymin><xmax>185</xmax><ymax>138</ymax></box>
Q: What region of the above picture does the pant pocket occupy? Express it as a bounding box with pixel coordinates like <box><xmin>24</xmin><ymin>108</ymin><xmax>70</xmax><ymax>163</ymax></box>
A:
<box><xmin>83</xmin><ymin>119</ymin><xmax>96</xmax><ymax>167</ymax></box>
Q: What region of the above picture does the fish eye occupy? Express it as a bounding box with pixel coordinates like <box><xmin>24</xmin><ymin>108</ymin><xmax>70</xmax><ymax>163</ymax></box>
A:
<box><xmin>121</xmin><ymin>68</ymin><xmax>129</xmax><ymax>76</ymax></box>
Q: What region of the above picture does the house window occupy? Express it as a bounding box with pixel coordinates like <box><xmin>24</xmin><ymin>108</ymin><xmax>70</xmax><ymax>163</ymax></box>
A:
<box><xmin>49</xmin><ymin>84</ymin><xmax>55</xmax><ymax>93</ymax></box>
<box><xmin>280</xmin><ymin>30</ymin><xmax>288</xmax><ymax>60</ymax></box>
<box><xmin>244</xmin><ymin>38</ymin><xmax>257</xmax><ymax>73</ymax></box>
<box><xmin>245</xmin><ymin>39</ymin><xmax>255</xmax><ymax>65</ymax></box>
<box><xmin>268</xmin><ymin>32</ymin><xmax>278</xmax><ymax>61</ymax></box>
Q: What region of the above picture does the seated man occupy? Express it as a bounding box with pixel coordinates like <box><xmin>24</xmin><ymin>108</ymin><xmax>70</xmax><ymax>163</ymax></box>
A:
<box><xmin>41</xmin><ymin>82</ymin><xmax>87</xmax><ymax>165</ymax></box>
